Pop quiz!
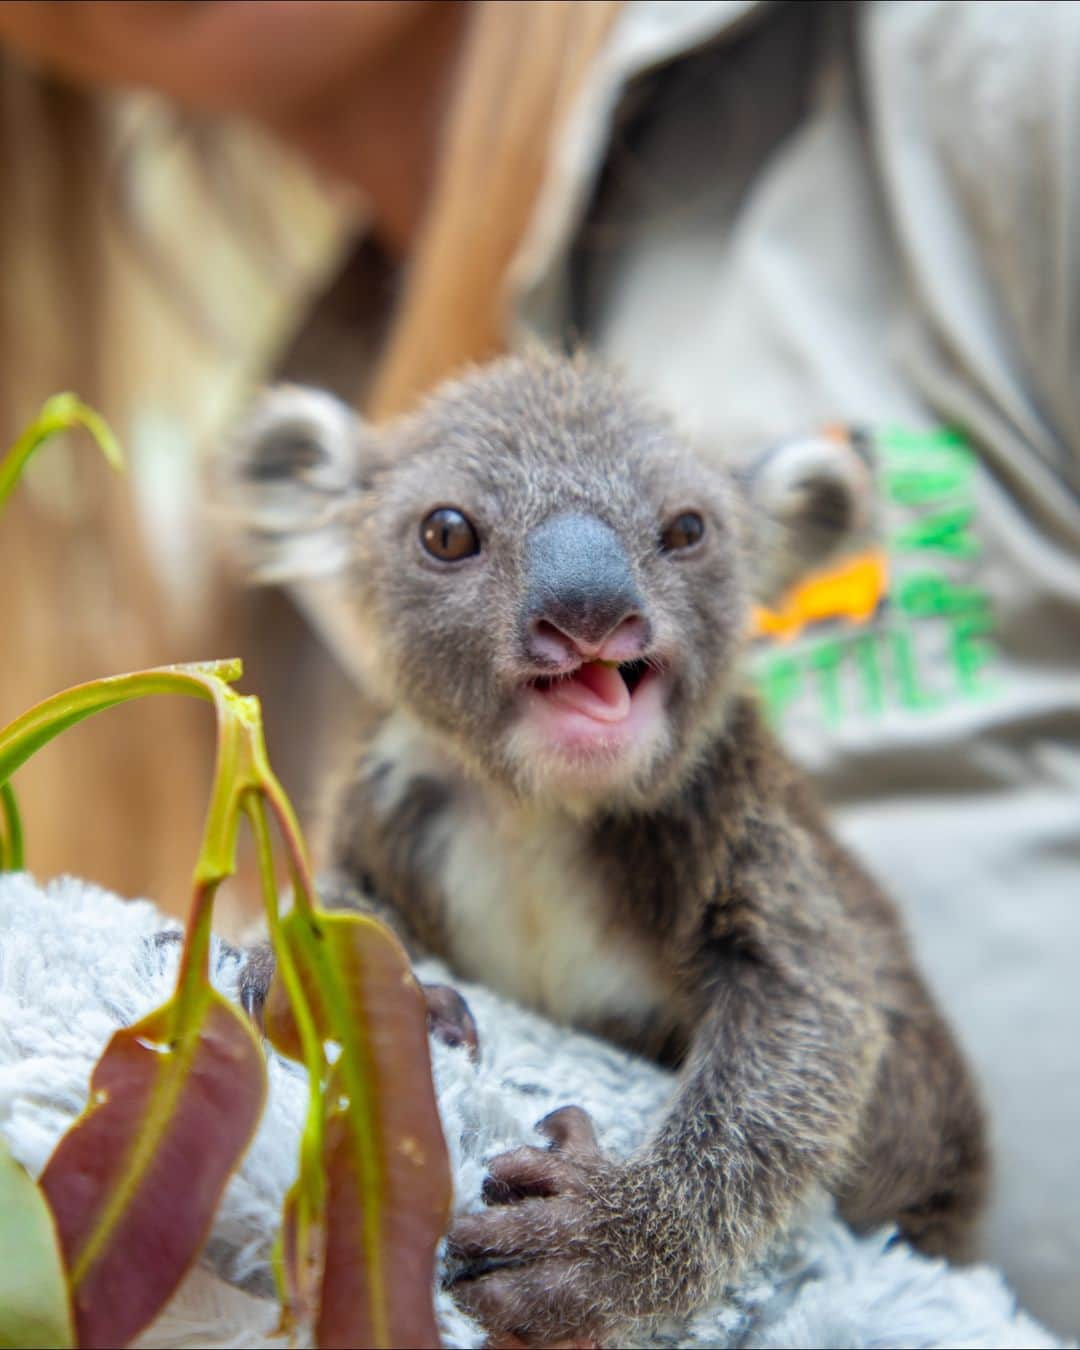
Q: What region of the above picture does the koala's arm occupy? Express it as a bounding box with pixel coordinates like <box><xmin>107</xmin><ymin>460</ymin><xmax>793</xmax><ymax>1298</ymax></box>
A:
<box><xmin>448</xmin><ymin>842</ymin><xmax>886</xmax><ymax>1344</ymax></box>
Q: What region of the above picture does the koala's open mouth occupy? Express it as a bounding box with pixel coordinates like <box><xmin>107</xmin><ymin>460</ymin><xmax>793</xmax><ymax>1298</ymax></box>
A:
<box><xmin>613</xmin><ymin>657</ymin><xmax>650</xmax><ymax>693</ymax></box>
<box><xmin>531</xmin><ymin>658</ymin><xmax>649</xmax><ymax>695</ymax></box>
<box><xmin>526</xmin><ymin>658</ymin><xmax>658</xmax><ymax>726</ymax></box>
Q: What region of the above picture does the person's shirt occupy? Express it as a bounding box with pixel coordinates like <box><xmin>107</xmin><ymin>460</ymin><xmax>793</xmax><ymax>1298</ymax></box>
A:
<box><xmin>509</xmin><ymin>2</ymin><xmax>1080</xmax><ymax>1334</ymax></box>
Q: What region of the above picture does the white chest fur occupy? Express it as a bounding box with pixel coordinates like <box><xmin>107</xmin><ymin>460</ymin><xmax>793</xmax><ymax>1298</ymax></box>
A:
<box><xmin>368</xmin><ymin>716</ymin><xmax>673</xmax><ymax>1030</ymax></box>
<box><xmin>439</xmin><ymin>798</ymin><xmax>673</xmax><ymax>1029</ymax></box>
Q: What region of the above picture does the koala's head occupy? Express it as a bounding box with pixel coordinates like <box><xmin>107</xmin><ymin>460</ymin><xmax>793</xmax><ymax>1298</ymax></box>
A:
<box><xmin>218</xmin><ymin>354</ymin><xmax>871</xmax><ymax>810</ymax></box>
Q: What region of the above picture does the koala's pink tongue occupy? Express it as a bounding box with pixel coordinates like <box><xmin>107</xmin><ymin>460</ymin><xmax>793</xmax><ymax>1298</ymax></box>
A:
<box><xmin>545</xmin><ymin>661</ymin><xmax>631</xmax><ymax>723</ymax></box>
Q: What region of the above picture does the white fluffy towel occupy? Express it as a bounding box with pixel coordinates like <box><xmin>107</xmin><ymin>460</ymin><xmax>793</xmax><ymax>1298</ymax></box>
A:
<box><xmin>0</xmin><ymin>874</ymin><xmax>1066</xmax><ymax>1350</ymax></box>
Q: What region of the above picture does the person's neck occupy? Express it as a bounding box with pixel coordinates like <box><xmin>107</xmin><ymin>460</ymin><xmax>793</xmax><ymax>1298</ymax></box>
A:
<box><xmin>273</xmin><ymin>0</ymin><xmax>467</xmax><ymax>258</ymax></box>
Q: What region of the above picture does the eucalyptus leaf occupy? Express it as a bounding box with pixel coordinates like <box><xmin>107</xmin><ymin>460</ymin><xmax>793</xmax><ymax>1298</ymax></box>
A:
<box><xmin>0</xmin><ymin>1137</ymin><xmax>75</xmax><ymax>1349</ymax></box>
<box><xmin>265</xmin><ymin>908</ymin><xmax>450</xmax><ymax>1349</ymax></box>
<box><xmin>0</xmin><ymin>392</ymin><xmax>122</xmax><ymax>515</ymax></box>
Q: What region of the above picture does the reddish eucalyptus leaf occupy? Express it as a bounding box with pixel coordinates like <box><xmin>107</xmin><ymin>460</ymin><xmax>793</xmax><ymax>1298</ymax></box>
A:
<box><xmin>318</xmin><ymin>1060</ymin><xmax>446</xmax><ymax>1350</ymax></box>
<box><xmin>41</xmin><ymin>990</ymin><xmax>266</xmax><ymax>1349</ymax></box>
<box><xmin>265</xmin><ymin>908</ymin><xmax>450</xmax><ymax>1350</ymax></box>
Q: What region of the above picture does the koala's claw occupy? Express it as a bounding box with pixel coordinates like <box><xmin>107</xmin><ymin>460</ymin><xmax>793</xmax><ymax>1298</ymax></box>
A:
<box><xmin>423</xmin><ymin>982</ymin><xmax>480</xmax><ymax>1060</ymax></box>
<box><xmin>481</xmin><ymin>1106</ymin><xmax>601</xmax><ymax>1205</ymax></box>
<box><xmin>536</xmin><ymin>1105</ymin><xmax>601</xmax><ymax>1156</ymax></box>
<box><xmin>239</xmin><ymin>942</ymin><xmax>276</xmax><ymax>1033</ymax></box>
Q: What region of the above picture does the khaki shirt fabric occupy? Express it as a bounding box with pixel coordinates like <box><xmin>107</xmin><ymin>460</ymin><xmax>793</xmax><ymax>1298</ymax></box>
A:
<box><xmin>511</xmin><ymin>1</ymin><xmax>1080</xmax><ymax>1333</ymax></box>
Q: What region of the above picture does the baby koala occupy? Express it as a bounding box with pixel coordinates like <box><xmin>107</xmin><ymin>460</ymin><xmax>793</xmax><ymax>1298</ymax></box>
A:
<box><xmin>220</xmin><ymin>353</ymin><xmax>986</xmax><ymax>1346</ymax></box>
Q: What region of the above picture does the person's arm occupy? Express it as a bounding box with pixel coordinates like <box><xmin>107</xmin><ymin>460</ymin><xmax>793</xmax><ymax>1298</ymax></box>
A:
<box><xmin>863</xmin><ymin>0</ymin><xmax>1080</xmax><ymax>483</ymax></box>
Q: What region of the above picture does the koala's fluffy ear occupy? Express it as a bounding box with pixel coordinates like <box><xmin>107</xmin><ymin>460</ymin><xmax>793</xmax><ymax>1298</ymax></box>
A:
<box><xmin>738</xmin><ymin>428</ymin><xmax>876</xmax><ymax>606</ymax></box>
<box><xmin>214</xmin><ymin>385</ymin><xmax>368</xmax><ymax>583</ymax></box>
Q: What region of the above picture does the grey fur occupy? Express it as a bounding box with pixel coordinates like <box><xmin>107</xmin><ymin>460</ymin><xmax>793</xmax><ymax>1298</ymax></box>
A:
<box><xmin>217</xmin><ymin>353</ymin><xmax>986</xmax><ymax>1346</ymax></box>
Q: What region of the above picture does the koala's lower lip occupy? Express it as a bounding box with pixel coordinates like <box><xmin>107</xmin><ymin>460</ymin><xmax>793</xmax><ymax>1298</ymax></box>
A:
<box><xmin>518</xmin><ymin>659</ymin><xmax>667</xmax><ymax>755</ymax></box>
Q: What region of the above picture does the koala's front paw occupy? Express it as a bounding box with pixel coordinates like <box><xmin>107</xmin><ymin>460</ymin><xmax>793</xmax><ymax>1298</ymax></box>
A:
<box><xmin>447</xmin><ymin>1107</ymin><xmax>624</xmax><ymax>1346</ymax></box>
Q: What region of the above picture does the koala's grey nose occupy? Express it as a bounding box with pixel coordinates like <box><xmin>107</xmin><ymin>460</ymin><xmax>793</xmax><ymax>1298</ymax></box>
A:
<box><xmin>523</xmin><ymin>513</ymin><xmax>649</xmax><ymax>661</ymax></box>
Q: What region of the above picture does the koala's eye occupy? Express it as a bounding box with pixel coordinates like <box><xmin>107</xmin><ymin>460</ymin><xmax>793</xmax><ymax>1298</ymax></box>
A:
<box><xmin>660</xmin><ymin>511</ymin><xmax>705</xmax><ymax>553</ymax></box>
<box><xmin>419</xmin><ymin>507</ymin><xmax>480</xmax><ymax>562</ymax></box>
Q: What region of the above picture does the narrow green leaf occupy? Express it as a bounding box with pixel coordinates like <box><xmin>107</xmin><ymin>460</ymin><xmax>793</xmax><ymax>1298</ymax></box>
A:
<box><xmin>0</xmin><ymin>661</ymin><xmax>242</xmax><ymax>805</ymax></box>
<box><xmin>0</xmin><ymin>1137</ymin><xmax>75</xmax><ymax>1349</ymax></box>
<box><xmin>244</xmin><ymin>795</ymin><xmax>327</xmax><ymax>1339</ymax></box>
<box><xmin>0</xmin><ymin>391</ymin><xmax>122</xmax><ymax>868</ymax></box>
<box><xmin>265</xmin><ymin>909</ymin><xmax>451</xmax><ymax>1350</ymax></box>
<box><xmin>0</xmin><ymin>392</ymin><xmax>123</xmax><ymax>515</ymax></box>
<box><xmin>0</xmin><ymin>780</ymin><xmax>22</xmax><ymax>871</ymax></box>
<box><xmin>40</xmin><ymin>990</ymin><xmax>266</xmax><ymax>1349</ymax></box>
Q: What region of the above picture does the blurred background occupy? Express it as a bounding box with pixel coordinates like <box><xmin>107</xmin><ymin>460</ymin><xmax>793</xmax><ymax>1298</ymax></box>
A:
<box><xmin>0</xmin><ymin>0</ymin><xmax>469</xmax><ymax>921</ymax></box>
<box><xmin>0</xmin><ymin>25</ymin><xmax>349</xmax><ymax>920</ymax></box>
<box><xmin>0</xmin><ymin>0</ymin><xmax>1077</xmax><ymax>1337</ymax></box>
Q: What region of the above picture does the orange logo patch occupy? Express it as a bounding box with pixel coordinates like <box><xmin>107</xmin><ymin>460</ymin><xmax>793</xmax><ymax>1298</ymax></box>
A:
<box><xmin>752</xmin><ymin>550</ymin><xmax>890</xmax><ymax>644</ymax></box>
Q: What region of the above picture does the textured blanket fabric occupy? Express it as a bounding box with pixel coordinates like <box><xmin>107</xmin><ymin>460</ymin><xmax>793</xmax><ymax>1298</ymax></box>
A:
<box><xmin>0</xmin><ymin>874</ymin><xmax>1064</xmax><ymax>1350</ymax></box>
